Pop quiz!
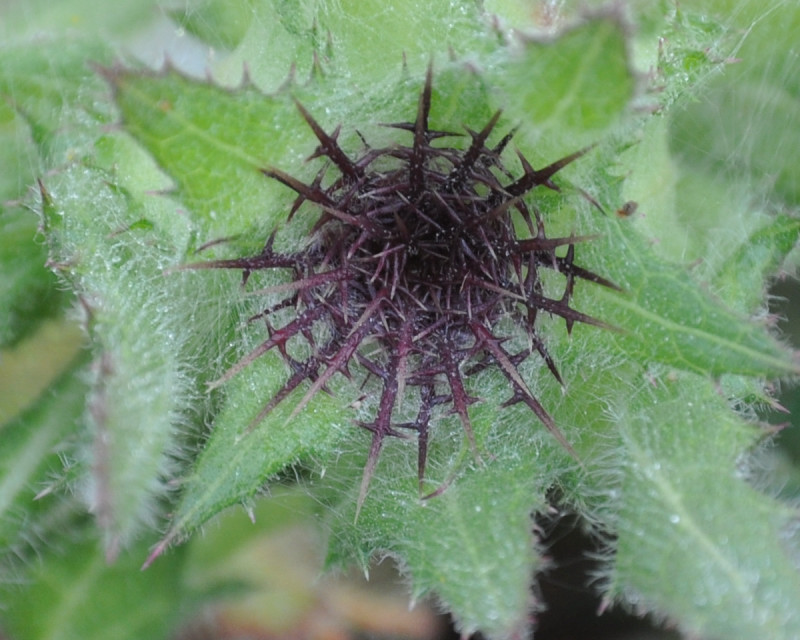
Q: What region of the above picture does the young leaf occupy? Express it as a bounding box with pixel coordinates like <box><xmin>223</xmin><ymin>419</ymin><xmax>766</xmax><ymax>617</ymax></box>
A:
<box><xmin>0</xmin><ymin>40</ymin><xmax>114</xmax><ymax>161</ymax></box>
<box><xmin>586</xmin><ymin>217</ymin><xmax>798</xmax><ymax>378</ymax></box>
<box><xmin>713</xmin><ymin>214</ymin><xmax>800</xmax><ymax>313</ymax></box>
<box><xmin>490</xmin><ymin>11</ymin><xmax>635</xmax><ymax>151</ymax></box>
<box><xmin>41</xmin><ymin>157</ymin><xmax>203</xmax><ymax>558</ymax></box>
<box><xmin>158</xmin><ymin>351</ymin><xmax>351</xmax><ymax>549</ymax></box>
<box><xmin>325</xmin><ymin>436</ymin><xmax>554</xmax><ymax>639</ymax></box>
<box><xmin>102</xmin><ymin>67</ymin><xmax>309</xmax><ymax>239</ymax></box>
<box><xmin>607</xmin><ymin>375</ymin><xmax>800</xmax><ymax>639</ymax></box>
<box><xmin>0</xmin><ymin>40</ymin><xmax>114</xmax><ymax>345</ymax></box>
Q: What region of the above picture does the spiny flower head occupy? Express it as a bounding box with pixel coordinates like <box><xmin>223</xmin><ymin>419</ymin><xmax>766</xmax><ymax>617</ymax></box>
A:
<box><xmin>188</xmin><ymin>65</ymin><xmax>617</xmax><ymax>511</ymax></box>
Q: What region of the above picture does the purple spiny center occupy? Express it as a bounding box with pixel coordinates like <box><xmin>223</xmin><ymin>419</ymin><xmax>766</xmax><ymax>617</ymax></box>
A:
<box><xmin>189</xmin><ymin>66</ymin><xmax>617</xmax><ymax>511</ymax></box>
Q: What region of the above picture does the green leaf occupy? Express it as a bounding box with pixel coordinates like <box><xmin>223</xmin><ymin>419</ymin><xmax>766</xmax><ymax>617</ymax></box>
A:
<box><xmin>317</xmin><ymin>0</ymin><xmax>490</xmax><ymax>82</ymax></box>
<box><xmin>490</xmin><ymin>11</ymin><xmax>635</xmax><ymax>154</ymax></box>
<box><xmin>41</xmin><ymin>156</ymin><xmax>203</xmax><ymax>557</ymax></box>
<box><xmin>669</xmin><ymin>1</ymin><xmax>800</xmax><ymax>207</ymax></box>
<box><xmin>713</xmin><ymin>213</ymin><xmax>800</xmax><ymax>313</ymax></box>
<box><xmin>160</xmin><ymin>349</ymin><xmax>350</xmax><ymax>547</ymax></box>
<box><xmin>585</xmin><ymin>217</ymin><xmax>797</xmax><ymax>378</ymax></box>
<box><xmin>0</xmin><ymin>536</ymin><xmax>185</xmax><ymax>640</ymax></box>
<box><xmin>0</xmin><ymin>40</ymin><xmax>114</xmax><ymax>160</ymax></box>
<box><xmin>0</xmin><ymin>40</ymin><xmax>114</xmax><ymax>344</ymax></box>
<box><xmin>32</xmin><ymin>48</ymin><xmax>232</xmax><ymax>558</ymax></box>
<box><xmin>607</xmin><ymin>375</ymin><xmax>800</xmax><ymax>639</ymax></box>
<box><xmin>169</xmin><ymin>0</ymin><xmax>253</xmax><ymax>50</ymax></box>
<box><xmin>104</xmin><ymin>67</ymin><xmax>308</xmax><ymax>239</ymax></box>
<box><xmin>326</xmin><ymin>447</ymin><xmax>551</xmax><ymax>639</ymax></box>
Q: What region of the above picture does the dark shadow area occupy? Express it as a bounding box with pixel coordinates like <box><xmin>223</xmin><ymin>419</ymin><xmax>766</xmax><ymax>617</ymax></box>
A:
<box><xmin>531</xmin><ymin>514</ymin><xmax>679</xmax><ymax>640</ymax></box>
<box><xmin>771</xmin><ymin>278</ymin><xmax>800</xmax><ymax>465</ymax></box>
<box><xmin>439</xmin><ymin>512</ymin><xmax>680</xmax><ymax>640</ymax></box>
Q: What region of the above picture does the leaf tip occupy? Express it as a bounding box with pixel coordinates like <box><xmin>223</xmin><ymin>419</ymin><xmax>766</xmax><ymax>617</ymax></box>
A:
<box><xmin>91</xmin><ymin>60</ymin><xmax>124</xmax><ymax>92</ymax></box>
<box><xmin>141</xmin><ymin>533</ymin><xmax>174</xmax><ymax>570</ymax></box>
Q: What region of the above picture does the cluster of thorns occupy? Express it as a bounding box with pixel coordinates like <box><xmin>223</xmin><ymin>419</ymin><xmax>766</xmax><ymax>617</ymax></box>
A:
<box><xmin>188</xmin><ymin>66</ymin><xmax>616</xmax><ymax>512</ymax></box>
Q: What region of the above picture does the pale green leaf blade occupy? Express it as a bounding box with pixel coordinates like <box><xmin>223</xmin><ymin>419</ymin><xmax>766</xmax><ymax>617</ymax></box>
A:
<box><xmin>325</xmin><ymin>438</ymin><xmax>552</xmax><ymax>639</ymax></box>
<box><xmin>607</xmin><ymin>376</ymin><xmax>800</xmax><ymax>639</ymax></box>
<box><xmin>713</xmin><ymin>213</ymin><xmax>800</xmax><ymax>313</ymax></box>
<box><xmin>42</xmin><ymin>157</ymin><xmax>202</xmax><ymax>557</ymax></box>
<box><xmin>0</xmin><ymin>40</ymin><xmax>114</xmax><ymax>344</ymax></box>
<box><xmin>490</xmin><ymin>12</ymin><xmax>635</xmax><ymax>154</ymax></box>
<box><xmin>584</xmin><ymin>217</ymin><xmax>797</xmax><ymax>377</ymax></box>
<box><xmin>169</xmin><ymin>0</ymin><xmax>253</xmax><ymax>50</ymax></box>
<box><xmin>0</xmin><ymin>40</ymin><xmax>114</xmax><ymax>160</ymax></box>
<box><xmin>162</xmin><ymin>352</ymin><xmax>350</xmax><ymax>546</ymax></box>
<box><xmin>104</xmin><ymin>67</ymin><xmax>310</xmax><ymax>239</ymax></box>
<box><xmin>318</xmin><ymin>0</ymin><xmax>490</xmax><ymax>81</ymax></box>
